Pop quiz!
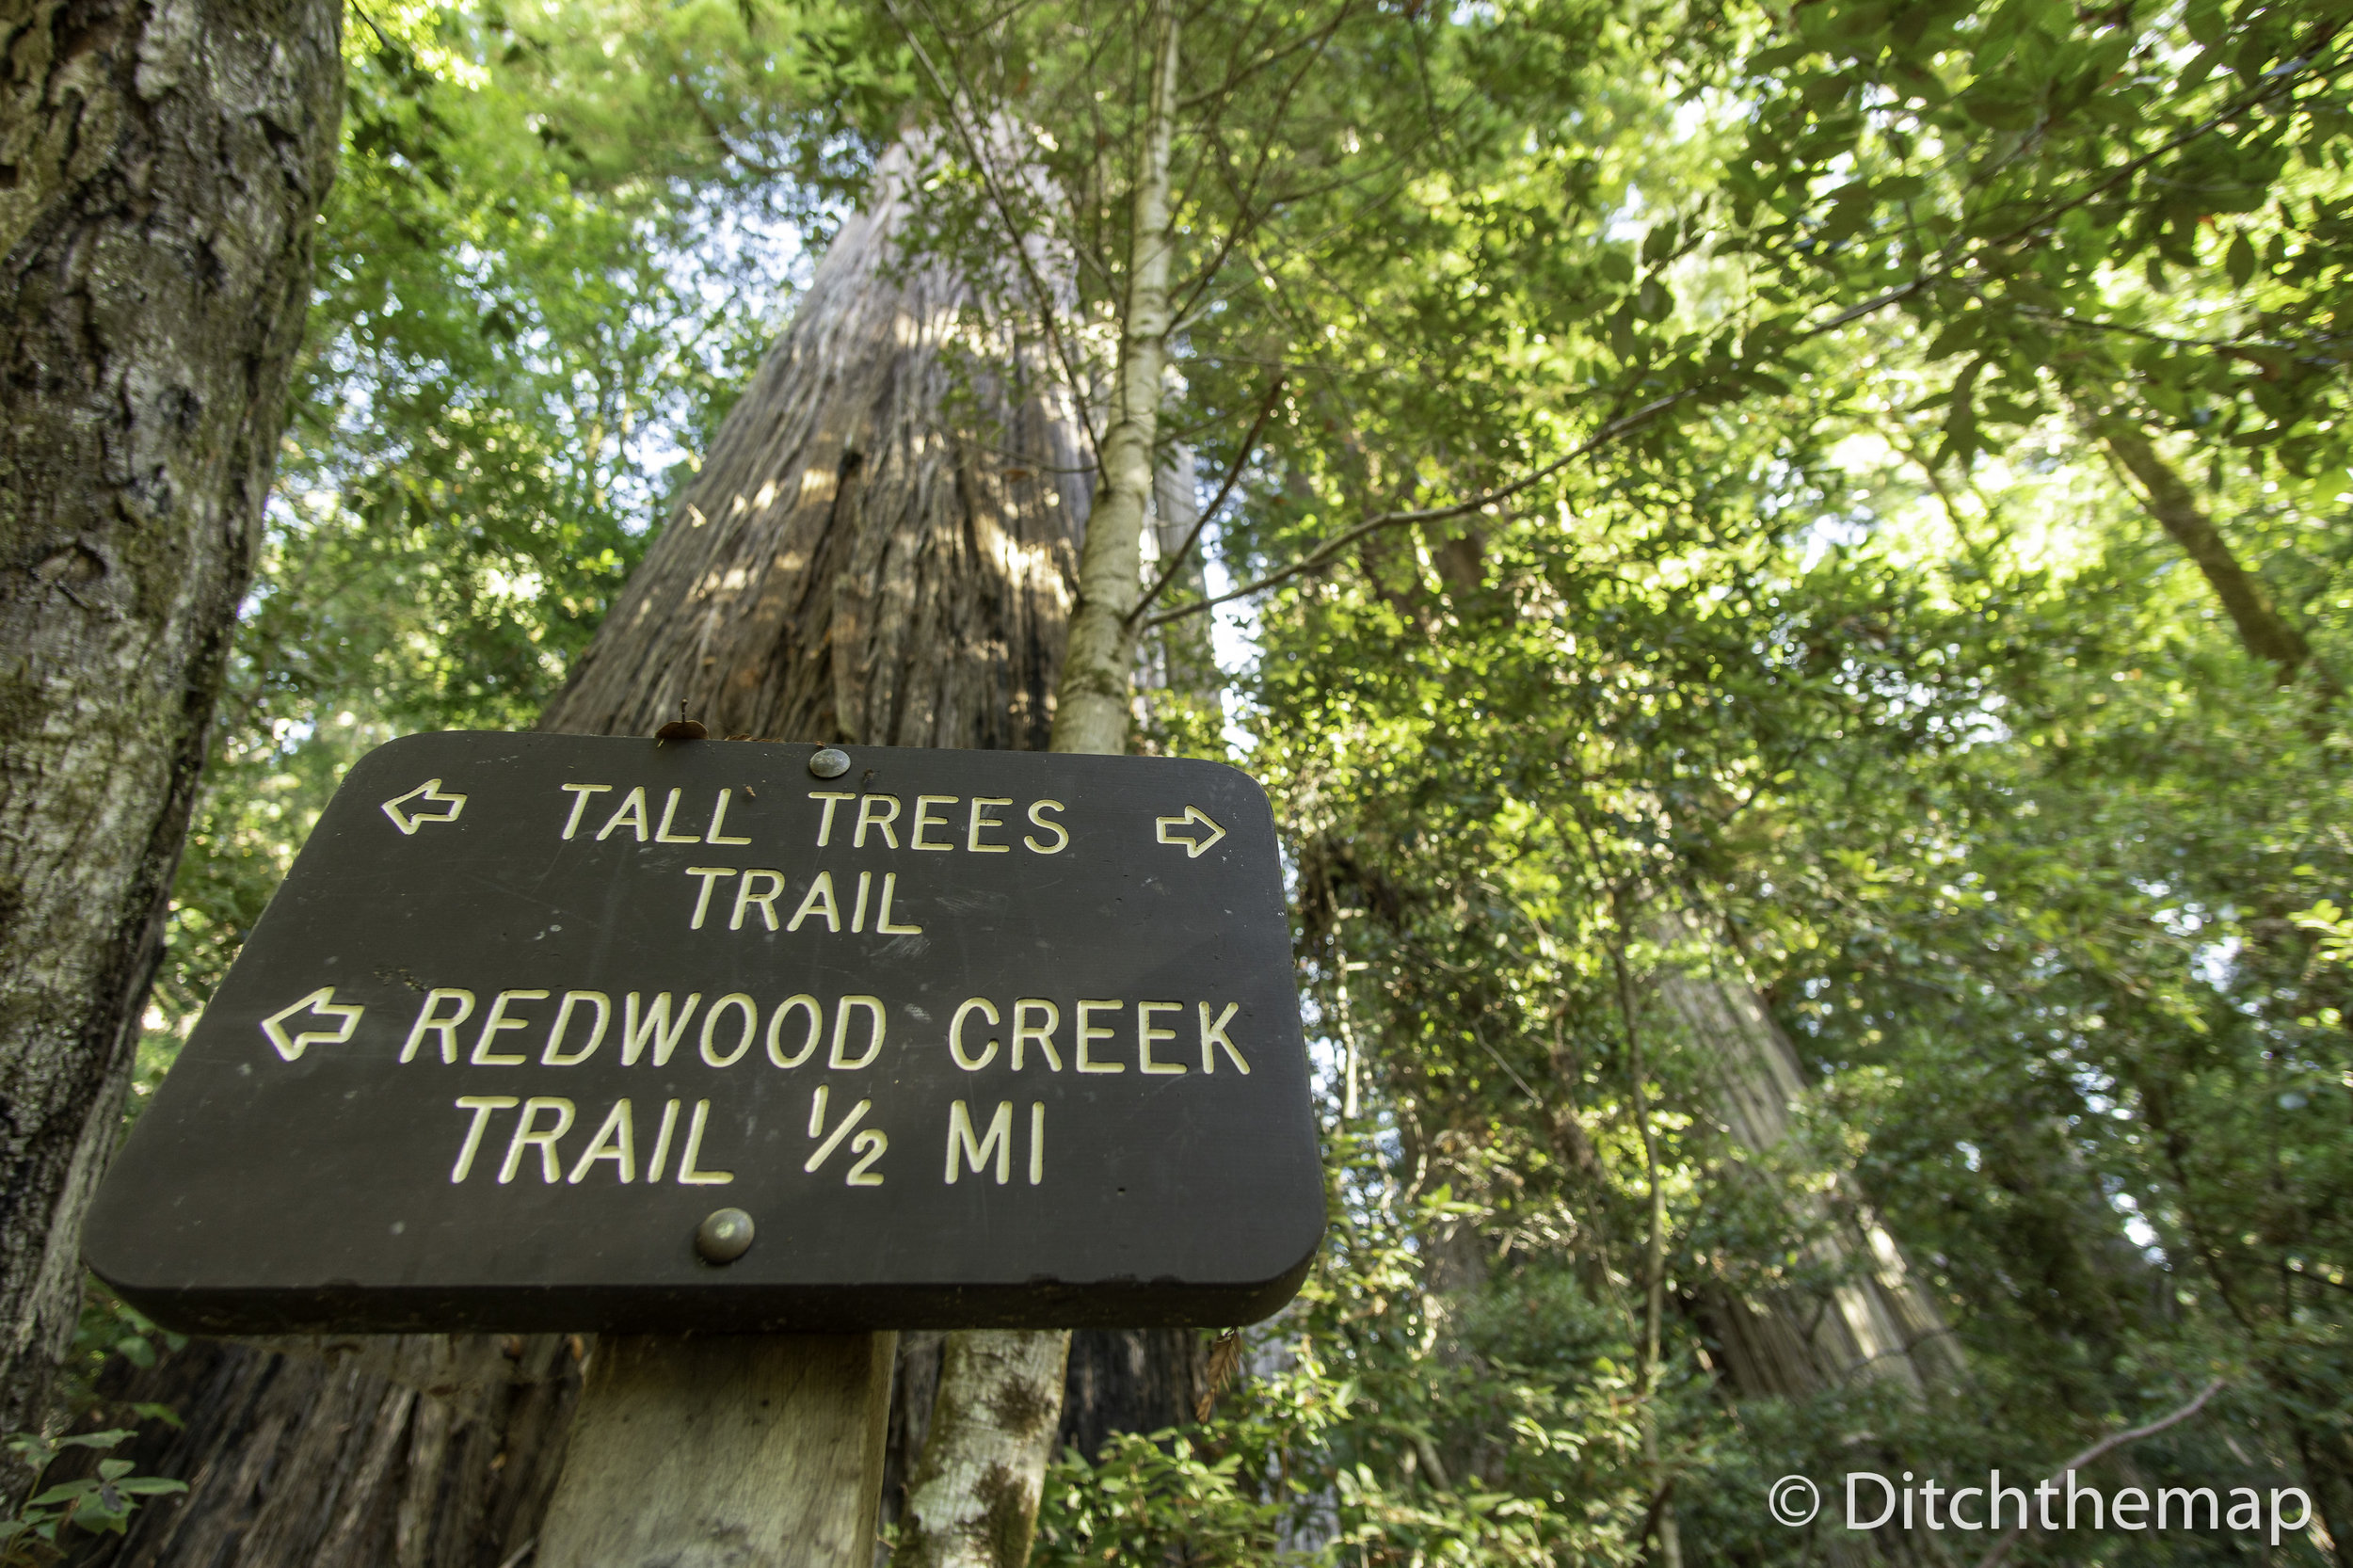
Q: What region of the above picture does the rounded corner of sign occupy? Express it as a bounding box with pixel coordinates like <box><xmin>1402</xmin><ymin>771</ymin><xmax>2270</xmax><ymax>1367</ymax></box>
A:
<box><xmin>78</xmin><ymin>1195</ymin><xmax>136</xmax><ymax>1273</ymax></box>
<box><xmin>1234</xmin><ymin>1238</ymin><xmax>1324</xmax><ymax>1326</ymax></box>
<box><xmin>79</xmin><ymin>1245</ymin><xmax>166</xmax><ymax>1320</ymax></box>
<box><xmin>1193</xmin><ymin>756</ymin><xmax>1273</xmax><ymax>797</ymax></box>
<box><xmin>1283</xmin><ymin>1210</ymin><xmax>1330</xmax><ymax>1274</ymax></box>
<box><xmin>1225</xmin><ymin>1199</ymin><xmax>1326</xmax><ymax>1314</ymax></box>
<box><xmin>348</xmin><ymin>729</ymin><xmax>453</xmax><ymax>776</ymax></box>
<box><xmin>78</xmin><ymin>1245</ymin><xmax>128</xmax><ymax>1294</ymax></box>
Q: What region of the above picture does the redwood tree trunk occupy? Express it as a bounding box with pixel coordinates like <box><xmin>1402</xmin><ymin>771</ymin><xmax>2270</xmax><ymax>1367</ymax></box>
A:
<box><xmin>0</xmin><ymin>0</ymin><xmax>341</xmax><ymax>1485</ymax></box>
<box><xmin>539</xmin><ymin>147</ymin><xmax>1088</xmax><ymax>747</ymax></box>
<box><xmin>80</xmin><ymin>138</ymin><xmax>1093</xmax><ymax>1568</ymax></box>
<box><xmin>1647</xmin><ymin>911</ymin><xmax>1963</xmax><ymax>1400</ymax></box>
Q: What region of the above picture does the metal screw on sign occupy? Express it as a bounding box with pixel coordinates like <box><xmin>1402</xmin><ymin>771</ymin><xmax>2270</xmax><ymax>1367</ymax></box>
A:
<box><xmin>696</xmin><ymin>1208</ymin><xmax>755</xmax><ymax>1265</ymax></box>
<box><xmin>808</xmin><ymin>747</ymin><xmax>851</xmax><ymax>779</ymax></box>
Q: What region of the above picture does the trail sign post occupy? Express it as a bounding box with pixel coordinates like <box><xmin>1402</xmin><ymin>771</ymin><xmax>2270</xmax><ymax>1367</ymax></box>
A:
<box><xmin>85</xmin><ymin>732</ymin><xmax>1324</xmax><ymax>1336</ymax></box>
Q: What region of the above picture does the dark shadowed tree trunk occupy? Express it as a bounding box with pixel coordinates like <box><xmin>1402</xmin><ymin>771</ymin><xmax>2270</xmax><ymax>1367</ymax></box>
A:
<box><xmin>1055</xmin><ymin>1330</ymin><xmax>1206</xmax><ymax>1463</ymax></box>
<box><xmin>78</xmin><ymin>139</ymin><xmax>1096</xmax><ymax>1568</ymax></box>
<box><xmin>74</xmin><ymin>1334</ymin><xmax>582</xmax><ymax>1568</ymax></box>
<box><xmin>0</xmin><ymin>0</ymin><xmax>341</xmax><ymax>1488</ymax></box>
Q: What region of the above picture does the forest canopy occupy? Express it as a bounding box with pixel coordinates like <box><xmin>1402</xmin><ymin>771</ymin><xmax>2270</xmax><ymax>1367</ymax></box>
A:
<box><xmin>86</xmin><ymin>0</ymin><xmax>2353</xmax><ymax>1561</ymax></box>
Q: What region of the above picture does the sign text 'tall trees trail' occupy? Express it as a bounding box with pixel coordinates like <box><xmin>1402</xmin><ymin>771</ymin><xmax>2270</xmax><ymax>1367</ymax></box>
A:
<box><xmin>85</xmin><ymin>734</ymin><xmax>1324</xmax><ymax>1334</ymax></box>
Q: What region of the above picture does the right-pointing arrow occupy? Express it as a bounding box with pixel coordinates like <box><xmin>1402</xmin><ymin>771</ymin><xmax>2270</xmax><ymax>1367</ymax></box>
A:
<box><xmin>1154</xmin><ymin>805</ymin><xmax>1227</xmax><ymax>859</ymax></box>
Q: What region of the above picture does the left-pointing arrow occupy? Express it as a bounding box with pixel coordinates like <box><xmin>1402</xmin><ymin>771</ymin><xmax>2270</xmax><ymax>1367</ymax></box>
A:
<box><xmin>261</xmin><ymin>987</ymin><xmax>365</xmax><ymax>1063</ymax></box>
<box><xmin>382</xmin><ymin>778</ymin><xmax>468</xmax><ymax>835</ymax></box>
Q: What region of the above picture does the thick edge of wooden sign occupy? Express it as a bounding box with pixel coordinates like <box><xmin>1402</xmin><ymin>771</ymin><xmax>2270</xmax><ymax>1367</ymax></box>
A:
<box><xmin>90</xmin><ymin>1270</ymin><xmax>1323</xmax><ymax>1338</ymax></box>
<box><xmin>84</xmin><ymin>732</ymin><xmax>1327</xmax><ymax>1335</ymax></box>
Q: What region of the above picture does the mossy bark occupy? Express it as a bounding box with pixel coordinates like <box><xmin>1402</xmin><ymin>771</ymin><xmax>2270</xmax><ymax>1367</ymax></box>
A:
<box><xmin>0</xmin><ymin>0</ymin><xmax>341</xmax><ymax>1491</ymax></box>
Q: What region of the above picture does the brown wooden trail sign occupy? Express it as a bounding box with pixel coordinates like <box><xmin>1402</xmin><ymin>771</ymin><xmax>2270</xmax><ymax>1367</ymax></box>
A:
<box><xmin>84</xmin><ymin>733</ymin><xmax>1324</xmax><ymax>1335</ymax></box>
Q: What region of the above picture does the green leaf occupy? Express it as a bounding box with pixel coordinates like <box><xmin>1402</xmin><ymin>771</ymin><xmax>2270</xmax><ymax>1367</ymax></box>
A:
<box><xmin>2226</xmin><ymin>232</ymin><xmax>2256</xmax><ymax>289</ymax></box>
<box><xmin>1960</xmin><ymin>88</ymin><xmax>2039</xmax><ymax>131</ymax></box>
<box><xmin>116</xmin><ymin>1479</ymin><xmax>190</xmax><ymax>1496</ymax></box>
<box><xmin>1938</xmin><ymin>357</ymin><xmax>1984</xmax><ymax>468</ymax></box>
<box><xmin>25</xmin><ymin>1480</ymin><xmax>99</xmax><ymax>1508</ymax></box>
<box><xmin>51</xmin><ymin>1430</ymin><xmax>134</xmax><ymax>1452</ymax></box>
<box><xmin>1924</xmin><ymin>315</ymin><xmax>1980</xmax><ymax>360</ymax></box>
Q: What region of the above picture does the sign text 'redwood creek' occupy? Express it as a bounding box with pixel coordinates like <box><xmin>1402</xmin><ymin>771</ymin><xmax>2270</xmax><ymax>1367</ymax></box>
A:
<box><xmin>84</xmin><ymin>734</ymin><xmax>1323</xmax><ymax>1333</ymax></box>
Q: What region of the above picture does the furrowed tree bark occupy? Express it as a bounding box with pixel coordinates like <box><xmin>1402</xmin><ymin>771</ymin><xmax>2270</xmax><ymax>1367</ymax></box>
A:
<box><xmin>538</xmin><ymin>145</ymin><xmax>1089</xmax><ymax>747</ymax></box>
<box><xmin>75</xmin><ymin>1334</ymin><xmax>584</xmax><ymax>1568</ymax></box>
<box><xmin>1648</xmin><ymin>911</ymin><xmax>1963</xmax><ymax>1400</ymax></box>
<box><xmin>898</xmin><ymin>8</ymin><xmax>1182</xmax><ymax>1567</ymax></box>
<box><xmin>81</xmin><ymin>137</ymin><xmax>1091</xmax><ymax>1568</ymax></box>
<box><xmin>0</xmin><ymin>0</ymin><xmax>340</xmax><ymax>1490</ymax></box>
<box><xmin>2100</xmin><ymin>425</ymin><xmax>2341</xmax><ymax>699</ymax></box>
<box><xmin>1053</xmin><ymin>1329</ymin><xmax>1205</xmax><ymax>1463</ymax></box>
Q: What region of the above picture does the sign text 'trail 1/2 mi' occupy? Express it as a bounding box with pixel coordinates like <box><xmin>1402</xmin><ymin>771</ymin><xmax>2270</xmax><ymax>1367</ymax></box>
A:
<box><xmin>84</xmin><ymin>734</ymin><xmax>1325</xmax><ymax>1334</ymax></box>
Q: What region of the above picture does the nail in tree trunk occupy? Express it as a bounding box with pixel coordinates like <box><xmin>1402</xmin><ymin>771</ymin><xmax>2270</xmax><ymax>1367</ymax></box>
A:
<box><xmin>0</xmin><ymin>0</ymin><xmax>341</xmax><ymax>1494</ymax></box>
<box><xmin>78</xmin><ymin>136</ymin><xmax>1090</xmax><ymax>1568</ymax></box>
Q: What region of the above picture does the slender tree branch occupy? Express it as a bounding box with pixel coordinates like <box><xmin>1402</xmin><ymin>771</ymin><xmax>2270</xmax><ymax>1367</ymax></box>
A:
<box><xmin>1166</xmin><ymin>26</ymin><xmax>1340</xmax><ymax>321</ymax></box>
<box><xmin>1142</xmin><ymin>386</ymin><xmax>1701</xmax><ymax>628</ymax></box>
<box><xmin>1974</xmin><ymin>1380</ymin><xmax>2227</xmax><ymax>1568</ymax></box>
<box><xmin>2020</xmin><ymin>307</ymin><xmax>2350</xmax><ymax>366</ymax></box>
<box><xmin>1176</xmin><ymin>0</ymin><xmax>1347</xmax><ymax>110</ymax></box>
<box><xmin>928</xmin><ymin>0</ymin><xmax>1046</xmax><ymax>40</ymax></box>
<box><xmin>1128</xmin><ymin>373</ymin><xmax>1285</xmax><ymax>625</ymax></box>
<box><xmin>1612</xmin><ymin>913</ymin><xmax>1683</xmax><ymax>1568</ymax></box>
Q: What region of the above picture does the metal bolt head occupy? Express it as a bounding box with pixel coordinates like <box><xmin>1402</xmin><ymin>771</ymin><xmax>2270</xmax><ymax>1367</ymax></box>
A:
<box><xmin>808</xmin><ymin>747</ymin><xmax>851</xmax><ymax>779</ymax></box>
<box><xmin>696</xmin><ymin>1208</ymin><xmax>755</xmax><ymax>1264</ymax></box>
